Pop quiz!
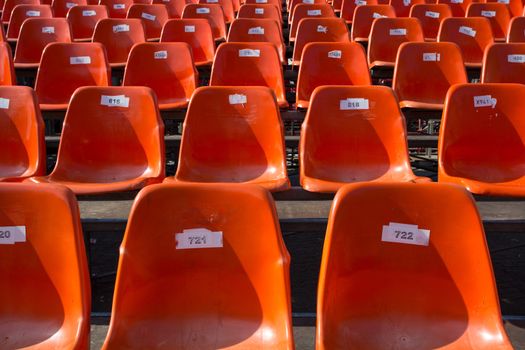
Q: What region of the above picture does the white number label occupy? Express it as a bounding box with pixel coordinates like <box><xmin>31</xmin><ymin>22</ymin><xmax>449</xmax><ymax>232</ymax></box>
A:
<box><xmin>423</xmin><ymin>52</ymin><xmax>440</xmax><ymax>61</ymax></box>
<box><xmin>328</xmin><ymin>50</ymin><xmax>342</xmax><ymax>58</ymax></box>
<box><xmin>207</xmin><ymin>0</ymin><xmax>218</xmax><ymax>2</ymax></box>
<box><xmin>248</xmin><ymin>26</ymin><xmax>264</xmax><ymax>34</ymax></box>
<box><xmin>70</xmin><ymin>56</ymin><xmax>91</xmax><ymax>65</ymax></box>
<box><xmin>42</xmin><ymin>26</ymin><xmax>55</xmax><ymax>33</ymax></box>
<box><xmin>256</xmin><ymin>0</ymin><xmax>268</xmax><ymax>3</ymax></box>
<box><xmin>175</xmin><ymin>228</ymin><xmax>223</xmax><ymax>249</ymax></box>
<box><xmin>0</xmin><ymin>98</ymin><xmax>10</xmax><ymax>109</ymax></box>
<box><xmin>26</xmin><ymin>10</ymin><xmax>41</xmax><ymax>16</ymax></box>
<box><xmin>372</xmin><ymin>12</ymin><xmax>386</xmax><ymax>18</ymax></box>
<box><xmin>100</xmin><ymin>95</ymin><xmax>130</xmax><ymax>107</ymax></box>
<box><xmin>389</xmin><ymin>28</ymin><xmax>407</xmax><ymax>36</ymax></box>
<box><xmin>196</xmin><ymin>7</ymin><xmax>210</xmax><ymax>13</ymax></box>
<box><xmin>239</xmin><ymin>49</ymin><xmax>260</xmax><ymax>57</ymax></box>
<box><xmin>425</xmin><ymin>11</ymin><xmax>439</xmax><ymax>18</ymax></box>
<box><xmin>184</xmin><ymin>25</ymin><xmax>195</xmax><ymax>32</ymax></box>
<box><xmin>113</xmin><ymin>24</ymin><xmax>129</xmax><ymax>32</ymax></box>
<box><xmin>66</xmin><ymin>2</ymin><xmax>77</xmax><ymax>8</ymax></box>
<box><xmin>154</xmin><ymin>50</ymin><xmax>168</xmax><ymax>59</ymax></box>
<box><xmin>307</xmin><ymin>9</ymin><xmax>322</xmax><ymax>15</ymax></box>
<box><xmin>473</xmin><ymin>95</ymin><xmax>497</xmax><ymax>108</ymax></box>
<box><xmin>481</xmin><ymin>10</ymin><xmax>496</xmax><ymax>17</ymax></box>
<box><xmin>141</xmin><ymin>12</ymin><xmax>156</xmax><ymax>21</ymax></box>
<box><xmin>229</xmin><ymin>94</ymin><xmax>247</xmax><ymax>105</ymax></box>
<box><xmin>450</xmin><ymin>0</ymin><xmax>463</xmax><ymax>3</ymax></box>
<box><xmin>403</xmin><ymin>0</ymin><xmax>410</xmax><ymax>6</ymax></box>
<box><xmin>382</xmin><ymin>222</ymin><xmax>430</xmax><ymax>246</ymax></box>
<box><xmin>317</xmin><ymin>25</ymin><xmax>327</xmax><ymax>33</ymax></box>
<box><xmin>82</xmin><ymin>10</ymin><xmax>96</xmax><ymax>16</ymax></box>
<box><xmin>459</xmin><ymin>26</ymin><xmax>476</xmax><ymax>37</ymax></box>
<box><xmin>255</xmin><ymin>8</ymin><xmax>264</xmax><ymax>13</ymax></box>
<box><xmin>304</xmin><ymin>0</ymin><xmax>314</xmax><ymax>3</ymax></box>
<box><xmin>508</xmin><ymin>54</ymin><xmax>525</xmax><ymax>63</ymax></box>
<box><xmin>340</xmin><ymin>98</ymin><xmax>369</xmax><ymax>110</ymax></box>
<box><xmin>0</xmin><ymin>226</ymin><xmax>26</xmax><ymax>245</ymax></box>
<box><xmin>113</xmin><ymin>3</ymin><xmax>126</xmax><ymax>9</ymax></box>
<box><xmin>355</xmin><ymin>0</ymin><xmax>366</xmax><ymax>4</ymax></box>
<box><xmin>498</xmin><ymin>0</ymin><xmax>510</xmax><ymax>3</ymax></box>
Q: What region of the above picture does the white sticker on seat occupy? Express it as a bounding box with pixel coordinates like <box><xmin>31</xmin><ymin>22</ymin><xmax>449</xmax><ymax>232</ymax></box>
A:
<box><xmin>303</xmin><ymin>0</ymin><xmax>314</xmax><ymax>3</ymax></box>
<box><xmin>239</xmin><ymin>49</ymin><xmax>260</xmax><ymax>57</ymax></box>
<box><xmin>474</xmin><ymin>95</ymin><xmax>497</xmax><ymax>108</ymax></box>
<box><xmin>381</xmin><ymin>222</ymin><xmax>430</xmax><ymax>246</ymax></box>
<box><xmin>42</xmin><ymin>26</ymin><xmax>55</xmax><ymax>33</ymax></box>
<box><xmin>101</xmin><ymin>95</ymin><xmax>130</xmax><ymax>107</ymax></box>
<box><xmin>141</xmin><ymin>12</ymin><xmax>156</xmax><ymax>21</ymax></box>
<box><xmin>184</xmin><ymin>25</ymin><xmax>196</xmax><ymax>32</ymax></box>
<box><xmin>450</xmin><ymin>0</ymin><xmax>463</xmax><ymax>3</ymax></box>
<box><xmin>328</xmin><ymin>50</ymin><xmax>342</xmax><ymax>58</ymax></box>
<box><xmin>196</xmin><ymin>7</ymin><xmax>210</xmax><ymax>13</ymax></box>
<box><xmin>229</xmin><ymin>93</ymin><xmax>247</xmax><ymax>104</ymax></box>
<box><xmin>248</xmin><ymin>26</ymin><xmax>264</xmax><ymax>34</ymax></box>
<box><xmin>82</xmin><ymin>10</ymin><xmax>96</xmax><ymax>16</ymax></box>
<box><xmin>207</xmin><ymin>0</ymin><xmax>219</xmax><ymax>3</ymax></box>
<box><xmin>317</xmin><ymin>25</ymin><xmax>327</xmax><ymax>33</ymax></box>
<box><xmin>389</xmin><ymin>28</ymin><xmax>407</xmax><ymax>35</ymax></box>
<box><xmin>481</xmin><ymin>10</ymin><xmax>496</xmax><ymax>17</ymax></box>
<box><xmin>26</xmin><ymin>10</ymin><xmax>41</xmax><ymax>16</ymax></box>
<box><xmin>372</xmin><ymin>12</ymin><xmax>387</xmax><ymax>18</ymax></box>
<box><xmin>70</xmin><ymin>56</ymin><xmax>91</xmax><ymax>64</ymax></box>
<box><xmin>113</xmin><ymin>24</ymin><xmax>129</xmax><ymax>32</ymax></box>
<box><xmin>154</xmin><ymin>50</ymin><xmax>168</xmax><ymax>59</ymax></box>
<box><xmin>355</xmin><ymin>0</ymin><xmax>366</xmax><ymax>4</ymax></box>
<box><xmin>340</xmin><ymin>98</ymin><xmax>369</xmax><ymax>110</ymax></box>
<box><xmin>256</xmin><ymin>0</ymin><xmax>268</xmax><ymax>3</ymax></box>
<box><xmin>176</xmin><ymin>228</ymin><xmax>223</xmax><ymax>249</ymax></box>
<box><xmin>423</xmin><ymin>52</ymin><xmax>440</xmax><ymax>61</ymax></box>
<box><xmin>425</xmin><ymin>11</ymin><xmax>439</xmax><ymax>18</ymax></box>
<box><xmin>0</xmin><ymin>226</ymin><xmax>26</xmax><ymax>244</ymax></box>
<box><xmin>66</xmin><ymin>2</ymin><xmax>77</xmax><ymax>8</ymax></box>
<box><xmin>498</xmin><ymin>0</ymin><xmax>509</xmax><ymax>3</ymax></box>
<box><xmin>255</xmin><ymin>7</ymin><xmax>264</xmax><ymax>13</ymax></box>
<box><xmin>307</xmin><ymin>9</ymin><xmax>322</xmax><ymax>15</ymax></box>
<box><xmin>113</xmin><ymin>3</ymin><xmax>126</xmax><ymax>9</ymax></box>
<box><xmin>459</xmin><ymin>25</ymin><xmax>476</xmax><ymax>37</ymax></box>
<box><xmin>0</xmin><ymin>98</ymin><xmax>10</xmax><ymax>109</ymax></box>
<box><xmin>403</xmin><ymin>0</ymin><xmax>410</xmax><ymax>6</ymax></box>
<box><xmin>508</xmin><ymin>54</ymin><xmax>525</xmax><ymax>63</ymax></box>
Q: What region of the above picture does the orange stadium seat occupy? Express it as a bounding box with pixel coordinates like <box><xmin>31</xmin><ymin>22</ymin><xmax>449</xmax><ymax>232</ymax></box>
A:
<box><xmin>300</xmin><ymin>86</ymin><xmax>428</xmax><ymax>192</ymax></box>
<box><xmin>101</xmin><ymin>183</ymin><xmax>294</xmax><ymax>349</ymax></box>
<box><xmin>409</xmin><ymin>4</ymin><xmax>452</xmax><ymax>41</ymax></box>
<box><xmin>1</xmin><ymin>0</ymin><xmax>39</xmax><ymax>24</ymax></box>
<box><xmin>237</xmin><ymin>4</ymin><xmax>283</xmax><ymax>23</ymax></box>
<box><xmin>99</xmin><ymin>0</ymin><xmax>133</xmax><ymax>18</ymax></box>
<box><xmin>182</xmin><ymin>3</ymin><xmax>227</xmax><ymax>40</ymax></box>
<box><xmin>484</xmin><ymin>43</ymin><xmax>525</xmax><ymax>83</ymax></box>
<box><xmin>289</xmin><ymin>3</ymin><xmax>335</xmax><ymax>42</ymax></box>
<box><xmin>317</xmin><ymin>182</ymin><xmax>513</xmax><ymax>349</ymax></box>
<box><xmin>351</xmin><ymin>4</ymin><xmax>396</xmax><ymax>42</ymax></box>
<box><xmin>392</xmin><ymin>41</ymin><xmax>467</xmax><ymax>110</ymax></box>
<box><xmin>26</xmin><ymin>86</ymin><xmax>165</xmax><ymax>194</ymax></box>
<box><xmin>368</xmin><ymin>17</ymin><xmax>424</xmax><ymax>69</ymax></box>
<box><xmin>14</xmin><ymin>18</ymin><xmax>72</xmax><ymax>68</ymax></box>
<box><xmin>34</xmin><ymin>42</ymin><xmax>110</xmax><ymax>111</ymax></box>
<box><xmin>228</xmin><ymin>18</ymin><xmax>286</xmax><ymax>63</ymax></box>
<box><xmin>244</xmin><ymin>0</ymin><xmax>281</xmax><ymax>9</ymax></box>
<box><xmin>167</xmin><ymin>86</ymin><xmax>290</xmax><ymax>191</ymax></box>
<box><xmin>389</xmin><ymin>0</ymin><xmax>424</xmax><ymax>17</ymax></box>
<box><xmin>152</xmin><ymin>0</ymin><xmax>186</xmax><ymax>18</ymax></box>
<box><xmin>210</xmin><ymin>42</ymin><xmax>288</xmax><ymax>108</ymax></box>
<box><xmin>127</xmin><ymin>4</ymin><xmax>169</xmax><ymax>41</ymax></box>
<box><xmin>0</xmin><ymin>183</ymin><xmax>91</xmax><ymax>349</ymax></box>
<box><xmin>438</xmin><ymin>17</ymin><xmax>494</xmax><ymax>69</ymax></box>
<box><xmin>160</xmin><ymin>18</ymin><xmax>215</xmax><ymax>66</ymax></box>
<box><xmin>288</xmin><ymin>0</ymin><xmax>326</xmax><ymax>20</ymax></box>
<box><xmin>296</xmin><ymin>42</ymin><xmax>371</xmax><ymax>108</ymax></box>
<box><xmin>123</xmin><ymin>42</ymin><xmax>197</xmax><ymax>110</ymax></box>
<box><xmin>293</xmin><ymin>17</ymin><xmax>350</xmax><ymax>65</ymax></box>
<box><xmin>487</xmin><ymin>0</ymin><xmax>522</xmax><ymax>17</ymax></box>
<box><xmin>340</xmin><ymin>0</ymin><xmax>377</xmax><ymax>24</ymax></box>
<box><xmin>507</xmin><ymin>15</ymin><xmax>525</xmax><ymax>42</ymax></box>
<box><xmin>437</xmin><ymin>0</ymin><xmax>472</xmax><ymax>17</ymax></box>
<box><xmin>466</xmin><ymin>3</ymin><xmax>510</xmax><ymax>42</ymax></box>
<box><xmin>93</xmin><ymin>18</ymin><xmax>146</xmax><ymax>68</ymax></box>
<box><xmin>6</xmin><ymin>5</ymin><xmax>53</xmax><ymax>42</ymax></box>
<box><xmin>0</xmin><ymin>43</ymin><xmax>15</xmax><ymax>85</ymax></box>
<box><xmin>67</xmin><ymin>5</ymin><xmax>109</xmax><ymax>41</ymax></box>
<box><xmin>51</xmin><ymin>0</ymin><xmax>87</xmax><ymax>17</ymax></box>
<box><xmin>0</xmin><ymin>87</ymin><xmax>45</xmax><ymax>182</ymax></box>
<box><xmin>199</xmin><ymin>0</ymin><xmax>235</xmax><ymax>23</ymax></box>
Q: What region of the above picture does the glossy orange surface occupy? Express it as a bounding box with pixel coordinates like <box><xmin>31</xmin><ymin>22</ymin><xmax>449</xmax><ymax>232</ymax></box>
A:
<box><xmin>6</xmin><ymin>5</ymin><xmax>53</xmax><ymax>41</ymax></box>
<box><xmin>409</xmin><ymin>4</ymin><xmax>451</xmax><ymax>41</ymax></box>
<box><xmin>289</xmin><ymin>3</ymin><xmax>335</xmax><ymax>41</ymax></box>
<box><xmin>437</xmin><ymin>0</ymin><xmax>472</xmax><ymax>16</ymax></box>
<box><xmin>297</xmin><ymin>42</ymin><xmax>371</xmax><ymax>108</ymax></box>
<box><xmin>466</xmin><ymin>3</ymin><xmax>510</xmax><ymax>42</ymax></box>
<box><xmin>482</xmin><ymin>43</ymin><xmax>525</xmax><ymax>83</ymax></box>
<box><xmin>0</xmin><ymin>86</ymin><xmax>45</xmax><ymax>182</ymax></box>
<box><xmin>27</xmin><ymin>86</ymin><xmax>165</xmax><ymax>194</ymax></box>
<box><xmin>1</xmin><ymin>0</ymin><xmax>39</xmax><ymax>23</ymax></box>
<box><xmin>169</xmin><ymin>86</ymin><xmax>290</xmax><ymax>191</ymax></box>
<box><xmin>237</xmin><ymin>3</ymin><xmax>283</xmax><ymax>23</ymax></box>
<box><xmin>439</xmin><ymin>83</ymin><xmax>525</xmax><ymax>196</ymax></box>
<box><xmin>102</xmin><ymin>183</ymin><xmax>293</xmax><ymax>349</ymax></box>
<box><xmin>99</xmin><ymin>0</ymin><xmax>133</xmax><ymax>18</ymax></box>
<box><xmin>152</xmin><ymin>0</ymin><xmax>185</xmax><ymax>17</ymax></box>
<box><xmin>67</xmin><ymin>5</ymin><xmax>108</xmax><ymax>41</ymax></box>
<box><xmin>389</xmin><ymin>0</ymin><xmax>424</xmax><ymax>17</ymax></box>
<box><xmin>487</xmin><ymin>0</ymin><xmax>522</xmax><ymax>17</ymax></box>
<box><xmin>0</xmin><ymin>183</ymin><xmax>90</xmax><ymax>349</ymax></box>
<box><xmin>182</xmin><ymin>4</ymin><xmax>227</xmax><ymax>40</ymax></box>
<box><xmin>317</xmin><ymin>182</ymin><xmax>513</xmax><ymax>349</ymax></box>
<box><xmin>127</xmin><ymin>4</ymin><xmax>169</xmax><ymax>40</ymax></box>
<box><xmin>288</xmin><ymin>0</ymin><xmax>327</xmax><ymax>20</ymax></box>
<box><xmin>351</xmin><ymin>4</ymin><xmax>396</xmax><ymax>42</ymax></box>
<box><xmin>0</xmin><ymin>42</ymin><xmax>15</xmax><ymax>85</ymax></box>
<box><xmin>340</xmin><ymin>0</ymin><xmax>378</xmax><ymax>23</ymax></box>
<box><xmin>507</xmin><ymin>15</ymin><xmax>525</xmax><ymax>42</ymax></box>
<box><xmin>198</xmin><ymin>0</ymin><xmax>234</xmax><ymax>22</ymax></box>
<box><xmin>52</xmin><ymin>0</ymin><xmax>87</xmax><ymax>17</ymax></box>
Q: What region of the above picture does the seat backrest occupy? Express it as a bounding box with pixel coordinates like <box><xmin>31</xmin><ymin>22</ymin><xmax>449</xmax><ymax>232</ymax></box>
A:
<box><xmin>437</xmin><ymin>17</ymin><xmax>494</xmax><ymax>65</ymax></box>
<box><xmin>288</xmin><ymin>0</ymin><xmax>326</xmax><ymax>18</ymax></box>
<box><xmin>152</xmin><ymin>0</ymin><xmax>186</xmax><ymax>18</ymax></box>
<box><xmin>506</xmin><ymin>15</ymin><xmax>525</xmax><ymax>42</ymax></box>
<box><xmin>244</xmin><ymin>0</ymin><xmax>281</xmax><ymax>9</ymax></box>
<box><xmin>6</xmin><ymin>4</ymin><xmax>53</xmax><ymax>40</ymax></box>
<box><xmin>437</xmin><ymin>0</ymin><xmax>472</xmax><ymax>17</ymax></box>
<box><xmin>237</xmin><ymin>3</ymin><xmax>282</xmax><ymax>23</ymax></box>
<box><xmin>290</xmin><ymin>3</ymin><xmax>335</xmax><ymax>40</ymax></box>
<box><xmin>14</xmin><ymin>18</ymin><xmax>72</xmax><ymax>64</ymax></box>
<box><xmin>317</xmin><ymin>182</ymin><xmax>511</xmax><ymax>349</ymax></box>
<box><xmin>340</xmin><ymin>0</ymin><xmax>378</xmax><ymax>23</ymax></box>
<box><xmin>297</xmin><ymin>42</ymin><xmax>371</xmax><ymax>107</ymax></box>
<box><xmin>227</xmin><ymin>18</ymin><xmax>285</xmax><ymax>62</ymax></box>
<box><xmin>392</xmin><ymin>41</ymin><xmax>467</xmax><ymax>105</ymax></box>
<box><xmin>0</xmin><ymin>86</ymin><xmax>45</xmax><ymax>181</ymax></box>
<box><xmin>409</xmin><ymin>3</ymin><xmax>451</xmax><ymax>41</ymax></box>
<box><xmin>486</xmin><ymin>0</ymin><xmax>522</xmax><ymax>17</ymax></box>
<box><xmin>0</xmin><ymin>42</ymin><xmax>15</xmax><ymax>85</ymax></box>
<box><xmin>293</xmin><ymin>17</ymin><xmax>350</xmax><ymax>64</ymax></box>
<box><xmin>388</xmin><ymin>0</ymin><xmax>425</xmax><ymax>17</ymax></box>
<box><xmin>51</xmin><ymin>0</ymin><xmax>87</xmax><ymax>17</ymax></box>
<box><xmin>99</xmin><ymin>0</ymin><xmax>133</xmax><ymax>18</ymax></box>
<box><xmin>182</xmin><ymin>3</ymin><xmax>226</xmax><ymax>40</ymax></box>
<box><xmin>466</xmin><ymin>3</ymin><xmax>510</xmax><ymax>41</ymax></box>
<box><xmin>0</xmin><ymin>183</ymin><xmax>90</xmax><ymax>349</ymax></box>
<box><xmin>51</xmin><ymin>86</ymin><xmax>165</xmax><ymax>183</ymax></box>
<box><xmin>102</xmin><ymin>183</ymin><xmax>293</xmax><ymax>349</ymax></box>
<box><xmin>351</xmin><ymin>4</ymin><xmax>396</xmax><ymax>41</ymax></box>
<box><xmin>92</xmin><ymin>18</ymin><xmax>146</xmax><ymax>65</ymax></box>
<box><xmin>35</xmin><ymin>42</ymin><xmax>110</xmax><ymax>106</ymax></box>
<box><xmin>127</xmin><ymin>4</ymin><xmax>169</xmax><ymax>40</ymax></box>
<box><xmin>368</xmin><ymin>17</ymin><xmax>424</xmax><ymax>66</ymax></box>
<box><xmin>160</xmin><ymin>18</ymin><xmax>215</xmax><ymax>66</ymax></box>
<box><xmin>439</xmin><ymin>83</ymin><xmax>525</xmax><ymax>184</ymax></box>
<box><xmin>198</xmin><ymin>0</ymin><xmax>234</xmax><ymax>22</ymax></box>
<box><xmin>482</xmin><ymin>43</ymin><xmax>525</xmax><ymax>83</ymax></box>
<box><xmin>1</xmin><ymin>0</ymin><xmax>39</xmax><ymax>23</ymax></box>
<box><xmin>66</xmin><ymin>5</ymin><xmax>108</xmax><ymax>40</ymax></box>
<box><xmin>175</xmin><ymin>86</ymin><xmax>288</xmax><ymax>189</ymax></box>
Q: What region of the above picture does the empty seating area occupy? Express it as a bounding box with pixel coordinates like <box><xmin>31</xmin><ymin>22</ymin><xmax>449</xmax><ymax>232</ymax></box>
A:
<box><xmin>1</xmin><ymin>0</ymin><xmax>525</xmax><ymax>348</ymax></box>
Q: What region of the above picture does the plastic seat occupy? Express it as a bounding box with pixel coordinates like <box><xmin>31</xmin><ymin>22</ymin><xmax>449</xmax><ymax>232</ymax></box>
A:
<box><xmin>1</xmin><ymin>0</ymin><xmax>39</xmax><ymax>24</ymax></box>
<box><xmin>437</xmin><ymin>17</ymin><xmax>493</xmax><ymax>68</ymax></box>
<box><xmin>6</xmin><ymin>5</ymin><xmax>53</xmax><ymax>42</ymax></box>
<box><xmin>123</xmin><ymin>42</ymin><xmax>197</xmax><ymax>110</ymax></box>
<box><xmin>482</xmin><ymin>43</ymin><xmax>525</xmax><ymax>82</ymax></box>
<box><xmin>99</xmin><ymin>0</ymin><xmax>133</xmax><ymax>18</ymax></box>
<box><xmin>300</xmin><ymin>86</ymin><xmax>428</xmax><ymax>192</ymax></box>
<box><xmin>293</xmin><ymin>17</ymin><xmax>350</xmax><ymax>65</ymax></box>
<box><xmin>167</xmin><ymin>86</ymin><xmax>290</xmax><ymax>191</ymax></box>
<box><xmin>409</xmin><ymin>4</ymin><xmax>452</xmax><ymax>41</ymax></box>
<box><xmin>368</xmin><ymin>17</ymin><xmax>424</xmax><ymax>69</ymax></box>
<box><xmin>67</xmin><ymin>5</ymin><xmax>109</xmax><ymax>41</ymax></box>
<box><xmin>210</xmin><ymin>42</ymin><xmax>288</xmax><ymax>108</ymax></box>
<box><xmin>487</xmin><ymin>0</ymin><xmax>522</xmax><ymax>17</ymax></box>
<box><xmin>0</xmin><ymin>87</ymin><xmax>45</xmax><ymax>182</ymax></box>
<box><xmin>14</xmin><ymin>18</ymin><xmax>72</xmax><ymax>68</ymax></box>
<box><xmin>152</xmin><ymin>0</ymin><xmax>186</xmax><ymax>18</ymax></box>
<box><xmin>237</xmin><ymin>4</ymin><xmax>283</xmax><ymax>23</ymax></box>
<box><xmin>437</xmin><ymin>0</ymin><xmax>472</xmax><ymax>17</ymax></box>
<box><xmin>296</xmin><ymin>42</ymin><xmax>371</xmax><ymax>108</ymax></box>
<box><xmin>101</xmin><ymin>183</ymin><xmax>293</xmax><ymax>349</ymax></box>
<box><xmin>227</xmin><ymin>18</ymin><xmax>285</xmax><ymax>62</ymax></box>
<box><xmin>393</xmin><ymin>42</ymin><xmax>467</xmax><ymax>110</ymax></box>
<box><xmin>27</xmin><ymin>86</ymin><xmax>165</xmax><ymax>194</ymax></box>
<box><xmin>507</xmin><ymin>15</ymin><xmax>525</xmax><ymax>42</ymax></box>
<box><xmin>0</xmin><ymin>43</ymin><xmax>15</xmax><ymax>85</ymax></box>
<box><xmin>244</xmin><ymin>0</ymin><xmax>281</xmax><ymax>9</ymax></box>
<box><xmin>160</xmin><ymin>18</ymin><xmax>215</xmax><ymax>66</ymax></box>
<box><xmin>0</xmin><ymin>183</ymin><xmax>90</xmax><ymax>349</ymax></box>
<box><xmin>52</xmin><ymin>0</ymin><xmax>87</xmax><ymax>17</ymax></box>
<box><xmin>289</xmin><ymin>3</ymin><xmax>335</xmax><ymax>42</ymax></box>
<box><xmin>389</xmin><ymin>0</ymin><xmax>425</xmax><ymax>17</ymax></box>
<box><xmin>340</xmin><ymin>0</ymin><xmax>377</xmax><ymax>24</ymax></box>
<box><xmin>199</xmin><ymin>0</ymin><xmax>234</xmax><ymax>23</ymax></box>
<box><xmin>288</xmin><ymin>0</ymin><xmax>326</xmax><ymax>21</ymax></box>
<box><xmin>127</xmin><ymin>4</ymin><xmax>169</xmax><ymax>41</ymax></box>
<box><xmin>351</xmin><ymin>4</ymin><xmax>396</xmax><ymax>42</ymax></box>
<box><xmin>317</xmin><ymin>181</ymin><xmax>513</xmax><ymax>349</ymax></box>
<box><xmin>93</xmin><ymin>18</ymin><xmax>146</xmax><ymax>67</ymax></box>
<box><xmin>182</xmin><ymin>3</ymin><xmax>227</xmax><ymax>40</ymax></box>
<box><xmin>466</xmin><ymin>3</ymin><xmax>510</xmax><ymax>42</ymax></box>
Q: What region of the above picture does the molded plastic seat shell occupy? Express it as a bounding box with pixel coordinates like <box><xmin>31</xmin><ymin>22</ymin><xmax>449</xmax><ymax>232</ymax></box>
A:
<box><xmin>437</xmin><ymin>0</ymin><xmax>472</xmax><ymax>17</ymax></box>
<box><xmin>481</xmin><ymin>43</ymin><xmax>525</xmax><ymax>83</ymax></box>
<box><xmin>409</xmin><ymin>4</ymin><xmax>452</xmax><ymax>41</ymax></box>
<box><xmin>99</xmin><ymin>0</ymin><xmax>133</xmax><ymax>18</ymax></box>
<box><xmin>1</xmin><ymin>0</ymin><xmax>39</xmax><ymax>24</ymax></box>
<box><xmin>6</xmin><ymin>5</ymin><xmax>53</xmax><ymax>41</ymax></box>
<box><xmin>198</xmin><ymin>0</ymin><xmax>234</xmax><ymax>23</ymax></box>
<box><xmin>182</xmin><ymin>4</ymin><xmax>227</xmax><ymax>40</ymax></box>
<box><xmin>389</xmin><ymin>0</ymin><xmax>424</xmax><ymax>17</ymax></box>
<box><xmin>340</xmin><ymin>0</ymin><xmax>378</xmax><ymax>24</ymax></box>
<box><xmin>67</xmin><ymin>5</ymin><xmax>109</xmax><ymax>41</ymax></box>
<box><xmin>52</xmin><ymin>0</ymin><xmax>87</xmax><ymax>17</ymax></box>
<box><xmin>237</xmin><ymin>4</ymin><xmax>283</xmax><ymax>24</ymax></box>
<box><xmin>152</xmin><ymin>0</ymin><xmax>186</xmax><ymax>18</ymax></box>
<box><xmin>351</xmin><ymin>4</ymin><xmax>396</xmax><ymax>42</ymax></box>
<box><xmin>0</xmin><ymin>42</ymin><xmax>15</xmax><ymax>85</ymax></box>
<box><xmin>289</xmin><ymin>3</ymin><xmax>335</xmax><ymax>42</ymax></box>
<box><xmin>466</xmin><ymin>3</ymin><xmax>510</xmax><ymax>42</ymax></box>
<box><xmin>127</xmin><ymin>4</ymin><xmax>169</xmax><ymax>41</ymax></box>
